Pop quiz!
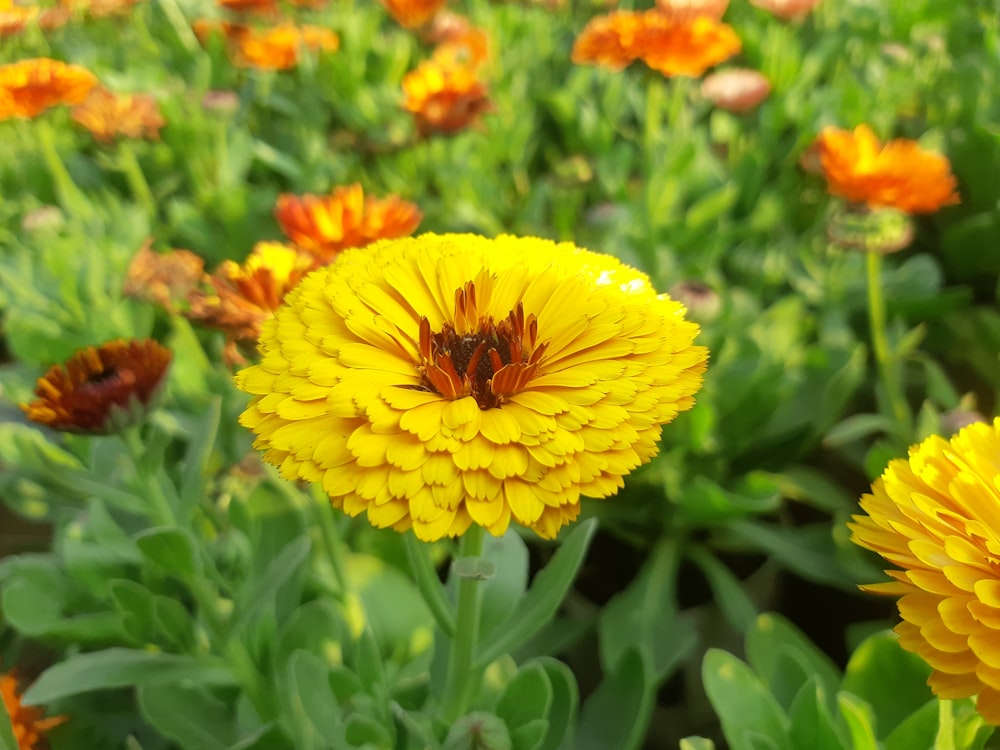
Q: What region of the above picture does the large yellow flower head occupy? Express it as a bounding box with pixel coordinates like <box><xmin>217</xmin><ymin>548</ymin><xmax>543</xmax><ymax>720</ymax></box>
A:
<box><xmin>236</xmin><ymin>234</ymin><xmax>707</xmax><ymax>541</ymax></box>
<box><xmin>849</xmin><ymin>418</ymin><xmax>1000</xmax><ymax>723</ymax></box>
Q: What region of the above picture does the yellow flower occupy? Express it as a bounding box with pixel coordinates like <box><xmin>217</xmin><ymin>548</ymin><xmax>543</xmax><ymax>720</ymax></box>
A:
<box><xmin>816</xmin><ymin>125</ymin><xmax>960</xmax><ymax>214</ymax></box>
<box><xmin>401</xmin><ymin>58</ymin><xmax>490</xmax><ymax>135</ymax></box>
<box><xmin>1</xmin><ymin>670</ymin><xmax>66</xmax><ymax>750</ymax></box>
<box><xmin>0</xmin><ymin>58</ymin><xmax>98</xmax><ymax>121</ymax></box>
<box><xmin>236</xmin><ymin>234</ymin><xmax>708</xmax><ymax>541</ymax></box>
<box><xmin>849</xmin><ymin>418</ymin><xmax>1000</xmax><ymax>723</ymax></box>
<box><xmin>21</xmin><ymin>339</ymin><xmax>172</xmax><ymax>434</ymax></box>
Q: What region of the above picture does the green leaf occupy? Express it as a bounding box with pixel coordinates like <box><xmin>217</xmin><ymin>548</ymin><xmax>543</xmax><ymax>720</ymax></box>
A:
<box><xmin>723</xmin><ymin>521</ymin><xmax>856</xmax><ymax>590</ymax></box>
<box><xmin>746</xmin><ymin>614</ymin><xmax>841</xmax><ymax>713</ymax></box>
<box><xmin>22</xmin><ymin>649</ymin><xmax>236</xmax><ymax>704</ymax></box>
<box><xmin>534</xmin><ymin>658</ymin><xmax>578</xmax><ymax>750</ymax></box>
<box><xmin>109</xmin><ymin>579</ymin><xmax>156</xmax><ymax>642</ymax></box>
<box><xmin>574</xmin><ymin>649</ymin><xmax>652</xmax><ymax>750</ymax></box>
<box><xmin>286</xmin><ymin>650</ymin><xmax>345</xmax><ymax>747</ymax></box>
<box><xmin>883</xmin><ymin>698</ymin><xmax>937</xmax><ymax>750</ymax></box>
<box><xmin>479</xmin><ymin>531</ymin><xmax>529</xmax><ymax>642</ymax></box>
<box><xmin>510</xmin><ymin>720</ymin><xmax>548</xmax><ymax>750</ymax></box>
<box><xmin>233</xmin><ymin>535</ymin><xmax>311</xmax><ymax>627</ymax></box>
<box><xmin>841</xmin><ymin>631</ymin><xmax>932</xmax><ymax>737</ymax></box>
<box><xmin>476</xmin><ymin>519</ymin><xmax>596</xmax><ymax>667</ymax></box>
<box><xmin>135</xmin><ymin>527</ymin><xmax>202</xmax><ymax>581</ymax></box>
<box><xmin>823</xmin><ymin>414</ymin><xmax>895</xmax><ymax>448</ymax></box>
<box><xmin>137</xmin><ymin>683</ymin><xmax>236</xmax><ymax>750</ymax></box>
<box><xmin>702</xmin><ymin>649</ymin><xmax>791</xmax><ymax>750</ymax></box>
<box><xmin>2</xmin><ymin>572</ymin><xmax>63</xmax><ymax>636</ymax></box>
<box><xmin>679</xmin><ymin>739</ymin><xmax>716</xmax><ymax>750</ymax></box>
<box><xmin>178</xmin><ymin>396</ymin><xmax>221</xmax><ymax>521</ymax></box>
<box><xmin>837</xmin><ymin>694</ymin><xmax>879</xmax><ymax>750</ymax></box>
<box><xmin>344</xmin><ymin>713</ymin><xmax>393</xmax><ymax>748</ymax></box>
<box><xmin>687</xmin><ymin>547</ymin><xmax>757</xmax><ymax>633</ymax></box>
<box><xmin>443</xmin><ymin>712</ymin><xmax>511</xmax><ymax>750</ymax></box>
<box><xmin>787</xmin><ymin>679</ymin><xmax>848</xmax><ymax>750</ymax></box>
<box><xmin>496</xmin><ymin>663</ymin><xmax>552</xmax><ymax>730</ymax></box>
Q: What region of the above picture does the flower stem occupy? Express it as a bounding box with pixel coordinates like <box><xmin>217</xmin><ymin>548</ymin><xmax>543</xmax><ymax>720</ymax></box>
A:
<box><xmin>158</xmin><ymin>0</ymin><xmax>200</xmax><ymax>54</ymax></box>
<box><xmin>121</xmin><ymin>426</ymin><xmax>176</xmax><ymax>527</ymax></box>
<box><xmin>440</xmin><ymin>524</ymin><xmax>486</xmax><ymax>722</ymax></box>
<box><xmin>865</xmin><ymin>251</ymin><xmax>910</xmax><ymax>437</ymax></box>
<box><xmin>404</xmin><ymin>532</ymin><xmax>456</xmax><ymax>638</ymax></box>
<box><xmin>307</xmin><ymin>484</ymin><xmax>350</xmax><ymax>597</ymax></box>
<box><xmin>35</xmin><ymin>119</ymin><xmax>89</xmax><ymax>216</ymax></box>
<box><xmin>935</xmin><ymin>699</ymin><xmax>956</xmax><ymax>750</ymax></box>
<box><xmin>118</xmin><ymin>140</ymin><xmax>157</xmax><ymax>218</ymax></box>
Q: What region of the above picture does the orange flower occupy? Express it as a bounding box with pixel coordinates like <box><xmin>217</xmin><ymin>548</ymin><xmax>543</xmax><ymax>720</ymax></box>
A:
<box><xmin>123</xmin><ymin>240</ymin><xmax>205</xmax><ymax>312</ymax></box>
<box><xmin>0</xmin><ymin>6</ymin><xmax>36</xmax><ymax>37</ymax></box>
<box><xmin>816</xmin><ymin>125</ymin><xmax>960</xmax><ymax>214</ymax></box>
<box><xmin>0</xmin><ymin>58</ymin><xmax>98</xmax><ymax>120</ymax></box>
<box><xmin>700</xmin><ymin>67</ymin><xmax>770</xmax><ymax>113</ymax></box>
<box><xmin>1</xmin><ymin>670</ymin><xmax>66</xmax><ymax>750</ymax></box>
<box><xmin>573</xmin><ymin>11</ymin><xmax>740</xmax><ymax>77</ymax></box>
<box><xmin>402</xmin><ymin>58</ymin><xmax>490</xmax><ymax>135</ymax></box>
<box><xmin>185</xmin><ymin>242</ymin><xmax>315</xmax><ymax>364</ymax></box>
<box><xmin>22</xmin><ymin>339</ymin><xmax>172</xmax><ymax>434</ymax></box>
<box><xmin>234</xmin><ymin>22</ymin><xmax>339</xmax><ymax>69</ymax></box>
<box><xmin>750</xmin><ymin>0</ymin><xmax>821</xmax><ymax>20</ymax></box>
<box><xmin>217</xmin><ymin>0</ymin><xmax>278</xmax><ymax>12</ymax></box>
<box><xmin>654</xmin><ymin>0</ymin><xmax>729</xmax><ymax>21</ymax></box>
<box><xmin>381</xmin><ymin>0</ymin><xmax>444</xmax><ymax>28</ymax></box>
<box><xmin>70</xmin><ymin>86</ymin><xmax>165</xmax><ymax>143</ymax></box>
<box><xmin>275</xmin><ymin>183</ymin><xmax>422</xmax><ymax>262</ymax></box>
<box><xmin>430</xmin><ymin>24</ymin><xmax>490</xmax><ymax>68</ymax></box>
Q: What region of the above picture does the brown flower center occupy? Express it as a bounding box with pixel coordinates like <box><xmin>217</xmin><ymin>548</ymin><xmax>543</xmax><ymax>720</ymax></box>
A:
<box><xmin>417</xmin><ymin>281</ymin><xmax>546</xmax><ymax>409</ymax></box>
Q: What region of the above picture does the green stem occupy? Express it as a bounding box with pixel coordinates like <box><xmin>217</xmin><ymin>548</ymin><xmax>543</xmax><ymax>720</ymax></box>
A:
<box><xmin>121</xmin><ymin>426</ymin><xmax>176</xmax><ymax>527</ymax></box>
<box><xmin>35</xmin><ymin>119</ymin><xmax>89</xmax><ymax>216</ymax></box>
<box><xmin>118</xmin><ymin>140</ymin><xmax>157</xmax><ymax>217</ymax></box>
<box><xmin>643</xmin><ymin>76</ymin><xmax>664</xmax><ymax>156</ymax></box>
<box><xmin>308</xmin><ymin>484</ymin><xmax>350</xmax><ymax>597</ymax></box>
<box><xmin>158</xmin><ymin>0</ymin><xmax>200</xmax><ymax>54</ymax></box>
<box><xmin>935</xmin><ymin>699</ymin><xmax>956</xmax><ymax>750</ymax></box>
<box><xmin>404</xmin><ymin>532</ymin><xmax>456</xmax><ymax>638</ymax></box>
<box><xmin>440</xmin><ymin>525</ymin><xmax>486</xmax><ymax>722</ymax></box>
<box><xmin>865</xmin><ymin>251</ymin><xmax>910</xmax><ymax>436</ymax></box>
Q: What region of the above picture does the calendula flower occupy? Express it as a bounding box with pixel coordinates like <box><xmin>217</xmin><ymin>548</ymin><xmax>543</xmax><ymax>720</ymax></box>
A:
<box><xmin>123</xmin><ymin>240</ymin><xmax>205</xmax><ymax>313</ymax></box>
<box><xmin>572</xmin><ymin>11</ymin><xmax>741</xmax><ymax>77</ymax></box>
<box><xmin>402</xmin><ymin>58</ymin><xmax>490</xmax><ymax>135</ymax></box>
<box><xmin>816</xmin><ymin>125</ymin><xmax>960</xmax><ymax>214</ymax></box>
<box><xmin>22</xmin><ymin>339</ymin><xmax>172</xmax><ymax>434</ymax></box>
<box><xmin>218</xmin><ymin>0</ymin><xmax>278</xmax><ymax>12</ymax></box>
<box><xmin>236</xmin><ymin>233</ymin><xmax>708</xmax><ymax>541</ymax></box>
<box><xmin>700</xmin><ymin>68</ymin><xmax>770</xmax><ymax>113</ymax></box>
<box><xmin>234</xmin><ymin>22</ymin><xmax>339</xmax><ymax>69</ymax></box>
<box><xmin>749</xmin><ymin>0</ymin><xmax>821</xmax><ymax>20</ymax></box>
<box><xmin>274</xmin><ymin>183</ymin><xmax>422</xmax><ymax>263</ymax></box>
<box><xmin>0</xmin><ymin>58</ymin><xmax>97</xmax><ymax>120</ymax></box>
<box><xmin>423</xmin><ymin>13</ymin><xmax>490</xmax><ymax>67</ymax></box>
<box><xmin>654</xmin><ymin>0</ymin><xmax>729</xmax><ymax>21</ymax></box>
<box><xmin>186</xmin><ymin>242</ymin><xmax>315</xmax><ymax>365</ymax></box>
<box><xmin>70</xmin><ymin>86</ymin><xmax>165</xmax><ymax>143</ymax></box>
<box><xmin>1</xmin><ymin>670</ymin><xmax>66</xmax><ymax>750</ymax></box>
<box><xmin>382</xmin><ymin>0</ymin><xmax>444</xmax><ymax>28</ymax></box>
<box><xmin>849</xmin><ymin>418</ymin><xmax>1000</xmax><ymax>723</ymax></box>
<box><xmin>0</xmin><ymin>5</ymin><xmax>36</xmax><ymax>37</ymax></box>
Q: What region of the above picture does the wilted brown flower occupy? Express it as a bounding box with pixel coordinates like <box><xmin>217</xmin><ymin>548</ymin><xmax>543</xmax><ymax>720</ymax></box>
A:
<box><xmin>0</xmin><ymin>58</ymin><xmax>97</xmax><ymax>120</ymax></box>
<box><xmin>275</xmin><ymin>183</ymin><xmax>422</xmax><ymax>262</ymax></box>
<box><xmin>70</xmin><ymin>86</ymin><xmax>165</xmax><ymax>143</ymax></box>
<box><xmin>749</xmin><ymin>0</ymin><xmax>821</xmax><ymax>21</ymax></box>
<box><xmin>402</xmin><ymin>58</ymin><xmax>490</xmax><ymax>134</ymax></box>
<box><xmin>22</xmin><ymin>339</ymin><xmax>172</xmax><ymax>434</ymax></box>
<box><xmin>816</xmin><ymin>125</ymin><xmax>960</xmax><ymax>214</ymax></box>
<box><xmin>123</xmin><ymin>239</ymin><xmax>205</xmax><ymax>312</ymax></box>
<box><xmin>700</xmin><ymin>68</ymin><xmax>770</xmax><ymax>113</ymax></box>
<box><xmin>655</xmin><ymin>0</ymin><xmax>728</xmax><ymax>21</ymax></box>
<box><xmin>1</xmin><ymin>669</ymin><xmax>66</xmax><ymax>750</ymax></box>
<box><xmin>572</xmin><ymin>11</ymin><xmax>741</xmax><ymax>77</ymax></box>
<box><xmin>382</xmin><ymin>0</ymin><xmax>445</xmax><ymax>28</ymax></box>
<box><xmin>186</xmin><ymin>242</ymin><xmax>315</xmax><ymax>364</ymax></box>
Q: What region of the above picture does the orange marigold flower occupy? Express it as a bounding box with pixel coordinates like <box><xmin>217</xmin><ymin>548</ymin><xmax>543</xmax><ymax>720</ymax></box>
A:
<box><xmin>70</xmin><ymin>86</ymin><xmax>165</xmax><ymax>143</ymax></box>
<box><xmin>816</xmin><ymin>125</ymin><xmax>960</xmax><ymax>214</ymax></box>
<box><xmin>1</xmin><ymin>670</ymin><xmax>66</xmax><ymax>750</ymax></box>
<box><xmin>0</xmin><ymin>6</ymin><xmax>36</xmax><ymax>37</ymax></box>
<box><xmin>431</xmin><ymin>26</ymin><xmax>490</xmax><ymax>68</ymax></box>
<box><xmin>123</xmin><ymin>239</ymin><xmax>205</xmax><ymax>313</ymax></box>
<box><xmin>21</xmin><ymin>339</ymin><xmax>172</xmax><ymax>434</ymax></box>
<box><xmin>402</xmin><ymin>58</ymin><xmax>490</xmax><ymax>135</ymax></box>
<box><xmin>573</xmin><ymin>11</ymin><xmax>740</xmax><ymax>77</ymax></box>
<box><xmin>186</xmin><ymin>242</ymin><xmax>315</xmax><ymax>365</ymax></box>
<box><xmin>234</xmin><ymin>22</ymin><xmax>339</xmax><ymax>70</ymax></box>
<box><xmin>849</xmin><ymin>418</ymin><xmax>1000</xmax><ymax>724</ymax></box>
<box><xmin>0</xmin><ymin>58</ymin><xmax>98</xmax><ymax>120</ymax></box>
<box><xmin>382</xmin><ymin>0</ymin><xmax>444</xmax><ymax>28</ymax></box>
<box><xmin>275</xmin><ymin>183</ymin><xmax>422</xmax><ymax>262</ymax></box>
<box><xmin>700</xmin><ymin>67</ymin><xmax>770</xmax><ymax>113</ymax></box>
<box><xmin>655</xmin><ymin>0</ymin><xmax>729</xmax><ymax>21</ymax></box>
<box><xmin>749</xmin><ymin>0</ymin><xmax>821</xmax><ymax>20</ymax></box>
<box><xmin>217</xmin><ymin>0</ymin><xmax>278</xmax><ymax>12</ymax></box>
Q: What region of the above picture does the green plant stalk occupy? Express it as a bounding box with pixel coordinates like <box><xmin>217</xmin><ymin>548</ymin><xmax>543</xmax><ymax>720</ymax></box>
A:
<box><xmin>404</xmin><ymin>532</ymin><xmax>456</xmax><ymax>638</ymax></box>
<box><xmin>35</xmin><ymin>119</ymin><xmax>89</xmax><ymax>216</ymax></box>
<box><xmin>643</xmin><ymin>76</ymin><xmax>664</xmax><ymax>156</ymax></box>
<box><xmin>158</xmin><ymin>0</ymin><xmax>200</xmax><ymax>53</ymax></box>
<box><xmin>308</xmin><ymin>484</ymin><xmax>350</xmax><ymax>597</ymax></box>
<box><xmin>121</xmin><ymin>426</ymin><xmax>177</xmax><ymax>527</ymax></box>
<box><xmin>440</xmin><ymin>524</ymin><xmax>486</xmax><ymax>722</ymax></box>
<box><xmin>117</xmin><ymin>140</ymin><xmax>157</xmax><ymax>217</ymax></box>
<box><xmin>935</xmin><ymin>699</ymin><xmax>956</xmax><ymax>750</ymax></box>
<box><xmin>865</xmin><ymin>251</ymin><xmax>911</xmax><ymax>436</ymax></box>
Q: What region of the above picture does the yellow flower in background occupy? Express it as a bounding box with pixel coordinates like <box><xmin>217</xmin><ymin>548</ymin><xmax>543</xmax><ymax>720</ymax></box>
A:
<box><xmin>850</xmin><ymin>418</ymin><xmax>1000</xmax><ymax>723</ymax></box>
<box><xmin>236</xmin><ymin>234</ymin><xmax>707</xmax><ymax>541</ymax></box>
<box><xmin>21</xmin><ymin>339</ymin><xmax>172</xmax><ymax>434</ymax></box>
<box><xmin>0</xmin><ymin>5</ymin><xmax>37</xmax><ymax>38</ymax></box>
<box><xmin>0</xmin><ymin>58</ymin><xmax>97</xmax><ymax>120</ymax></box>
<box><xmin>1</xmin><ymin>670</ymin><xmax>65</xmax><ymax>750</ymax></box>
<box><xmin>815</xmin><ymin>125</ymin><xmax>960</xmax><ymax>214</ymax></box>
<box><xmin>402</xmin><ymin>58</ymin><xmax>490</xmax><ymax>135</ymax></box>
<box><xmin>70</xmin><ymin>86</ymin><xmax>165</xmax><ymax>143</ymax></box>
